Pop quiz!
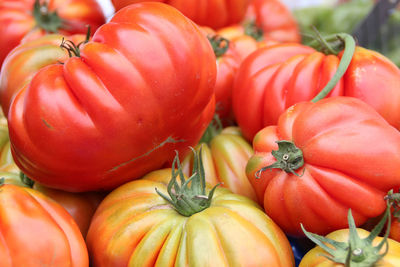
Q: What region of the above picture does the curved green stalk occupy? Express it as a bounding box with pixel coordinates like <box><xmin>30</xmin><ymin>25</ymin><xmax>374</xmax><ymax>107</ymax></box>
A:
<box><xmin>155</xmin><ymin>148</ymin><xmax>219</xmax><ymax>217</ymax></box>
<box><xmin>311</xmin><ymin>33</ymin><xmax>356</xmax><ymax>102</ymax></box>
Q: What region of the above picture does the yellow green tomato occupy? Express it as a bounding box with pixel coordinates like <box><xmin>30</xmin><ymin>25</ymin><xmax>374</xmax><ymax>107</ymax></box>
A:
<box><xmin>182</xmin><ymin>126</ymin><xmax>257</xmax><ymax>202</ymax></box>
<box><xmin>87</xmin><ymin>151</ymin><xmax>294</xmax><ymax>266</ymax></box>
<box><xmin>300</xmin><ymin>228</ymin><xmax>400</xmax><ymax>266</ymax></box>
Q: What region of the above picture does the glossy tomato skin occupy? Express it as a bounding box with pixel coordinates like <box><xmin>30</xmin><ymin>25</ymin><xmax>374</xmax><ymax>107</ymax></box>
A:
<box><xmin>0</xmin><ymin>34</ymin><xmax>86</xmax><ymax>117</ymax></box>
<box><xmin>214</xmin><ymin>38</ymin><xmax>242</xmax><ymax>124</ymax></box>
<box><xmin>233</xmin><ymin>43</ymin><xmax>315</xmax><ymax>140</ymax></box>
<box><xmin>8</xmin><ymin>3</ymin><xmax>216</xmax><ymax>192</ymax></box>
<box><xmin>0</xmin><ymin>118</ymin><xmax>104</xmax><ymax>236</ymax></box>
<box><xmin>33</xmin><ymin>183</ymin><xmax>105</xmax><ymax>237</ymax></box>
<box><xmin>233</xmin><ymin>44</ymin><xmax>400</xmax><ymax>141</ymax></box>
<box><xmin>200</xmin><ymin>27</ymin><xmax>241</xmax><ymax>124</ymax></box>
<box><xmin>244</xmin><ymin>0</ymin><xmax>301</xmax><ymax>43</ymax></box>
<box><xmin>0</xmin><ymin>184</ymin><xmax>88</xmax><ymax>266</ymax></box>
<box><xmin>86</xmin><ymin>168</ymin><xmax>295</xmax><ymax>267</ymax></box>
<box><xmin>182</xmin><ymin>127</ymin><xmax>257</xmax><ymax>201</ymax></box>
<box><xmin>112</xmin><ymin>0</ymin><xmax>251</xmax><ymax>29</ymax></box>
<box><xmin>246</xmin><ymin>97</ymin><xmax>400</xmax><ymax>236</ymax></box>
<box><xmin>0</xmin><ymin>0</ymin><xmax>105</xmax><ymax>66</ymax></box>
<box><xmin>299</xmin><ymin>228</ymin><xmax>400</xmax><ymax>267</ymax></box>
<box><xmin>201</xmin><ymin>27</ymin><xmax>245</xmax><ymax>124</ymax></box>
<box><xmin>0</xmin><ymin>112</ymin><xmax>104</xmax><ymax>237</ymax></box>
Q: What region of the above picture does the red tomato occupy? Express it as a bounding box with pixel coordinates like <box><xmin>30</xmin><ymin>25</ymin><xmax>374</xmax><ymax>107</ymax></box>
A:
<box><xmin>8</xmin><ymin>3</ymin><xmax>216</xmax><ymax>192</ymax></box>
<box><xmin>0</xmin><ymin>0</ymin><xmax>105</xmax><ymax>67</ymax></box>
<box><xmin>206</xmin><ymin>33</ymin><xmax>242</xmax><ymax>125</ymax></box>
<box><xmin>0</xmin><ymin>184</ymin><xmax>88</xmax><ymax>266</ymax></box>
<box><xmin>0</xmin><ymin>167</ymin><xmax>104</xmax><ymax>237</ymax></box>
<box><xmin>33</xmin><ymin>183</ymin><xmax>105</xmax><ymax>237</ymax></box>
<box><xmin>246</xmin><ymin>97</ymin><xmax>400</xmax><ymax>236</ymax></box>
<box><xmin>0</xmin><ymin>115</ymin><xmax>104</xmax><ymax>237</ymax></box>
<box><xmin>111</xmin><ymin>0</ymin><xmax>251</xmax><ymax>30</ymax></box>
<box><xmin>0</xmin><ymin>112</ymin><xmax>105</xmax><ymax>236</ymax></box>
<box><xmin>233</xmin><ymin>42</ymin><xmax>400</xmax><ymax>141</ymax></box>
<box><xmin>244</xmin><ymin>0</ymin><xmax>300</xmax><ymax>43</ymax></box>
<box><xmin>0</xmin><ymin>34</ymin><xmax>86</xmax><ymax>117</ymax></box>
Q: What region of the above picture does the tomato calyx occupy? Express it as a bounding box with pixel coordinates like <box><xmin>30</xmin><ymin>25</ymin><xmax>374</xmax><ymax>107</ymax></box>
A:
<box><xmin>311</xmin><ymin>33</ymin><xmax>356</xmax><ymax>103</ymax></box>
<box><xmin>32</xmin><ymin>0</ymin><xmax>63</xmax><ymax>33</ymax></box>
<box><xmin>60</xmin><ymin>27</ymin><xmax>91</xmax><ymax>58</ymax></box>
<box><xmin>242</xmin><ymin>20</ymin><xmax>264</xmax><ymax>41</ymax></box>
<box><xmin>155</xmin><ymin>148</ymin><xmax>219</xmax><ymax>217</ymax></box>
<box><xmin>208</xmin><ymin>35</ymin><xmax>230</xmax><ymax>58</ymax></box>
<box><xmin>255</xmin><ymin>140</ymin><xmax>304</xmax><ymax>178</ymax></box>
<box><xmin>301</xmin><ymin>206</ymin><xmax>391</xmax><ymax>267</ymax></box>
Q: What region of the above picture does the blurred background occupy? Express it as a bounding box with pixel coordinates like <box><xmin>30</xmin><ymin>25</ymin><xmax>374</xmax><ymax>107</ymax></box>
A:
<box><xmin>95</xmin><ymin>0</ymin><xmax>341</xmax><ymax>17</ymax></box>
<box><xmin>95</xmin><ymin>0</ymin><xmax>400</xmax><ymax>66</ymax></box>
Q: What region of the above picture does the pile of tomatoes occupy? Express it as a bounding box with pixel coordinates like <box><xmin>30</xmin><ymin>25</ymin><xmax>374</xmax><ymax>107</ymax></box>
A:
<box><xmin>0</xmin><ymin>0</ymin><xmax>400</xmax><ymax>266</ymax></box>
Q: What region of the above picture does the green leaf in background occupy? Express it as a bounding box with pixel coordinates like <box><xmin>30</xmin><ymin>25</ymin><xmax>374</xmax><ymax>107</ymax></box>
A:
<box><xmin>294</xmin><ymin>0</ymin><xmax>400</xmax><ymax>67</ymax></box>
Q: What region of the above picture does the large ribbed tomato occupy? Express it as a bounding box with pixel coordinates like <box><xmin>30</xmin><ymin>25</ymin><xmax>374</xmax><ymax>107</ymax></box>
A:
<box><xmin>0</xmin><ymin>0</ymin><xmax>105</xmax><ymax>67</ymax></box>
<box><xmin>0</xmin><ymin>33</ymin><xmax>86</xmax><ymax>116</ymax></box>
<box><xmin>111</xmin><ymin>0</ymin><xmax>251</xmax><ymax>30</ymax></box>
<box><xmin>233</xmin><ymin>40</ymin><xmax>400</xmax><ymax>141</ymax></box>
<box><xmin>8</xmin><ymin>3</ymin><xmax>216</xmax><ymax>192</ymax></box>
<box><xmin>86</xmin><ymin>151</ymin><xmax>294</xmax><ymax>266</ymax></box>
<box><xmin>0</xmin><ymin>184</ymin><xmax>88</xmax><ymax>266</ymax></box>
<box><xmin>246</xmin><ymin>97</ymin><xmax>400</xmax><ymax>236</ymax></box>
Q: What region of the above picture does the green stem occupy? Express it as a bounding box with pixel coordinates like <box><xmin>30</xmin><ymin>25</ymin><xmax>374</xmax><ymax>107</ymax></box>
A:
<box><xmin>311</xmin><ymin>33</ymin><xmax>356</xmax><ymax>103</ymax></box>
<box><xmin>243</xmin><ymin>20</ymin><xmax>264</xmax><ymax>41</ymax></box>
<box><xmin>311</xmin><ymin>26</ymin><xmax>336</xmax><ymax>55</ymax></box>
<box><xmin>32</xmin><ymin>0</ymin><xmax>63</xmax><ymax>33</ymax></box>
<box><xmin>59</xmin><ymin>26</ymin><xmax>91</xmax><ymax>58</ymax></box>
<box><xmin>256</xmin><ymin>141</ymin><xmax>305</xmax><ymax>178</ymax></box>
<box><xmin>155</xmin><ymin>149</ymin><xmax>219</xmax><ymax>217</ymax></box>
<box><xmin>302</xmin><ymin>205</ymin><xmax>391</xmax><ymax>267</ymax></box>
<box><xmin>208</xmin><ymin>35</ymin><xmax>230</xmax><ymax>58</ymax></box>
